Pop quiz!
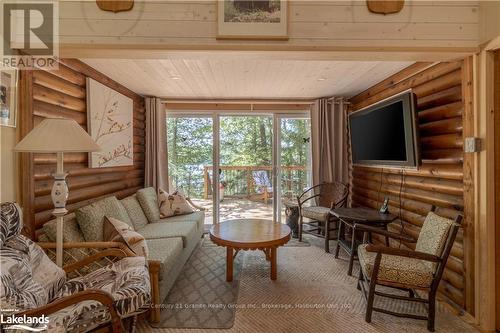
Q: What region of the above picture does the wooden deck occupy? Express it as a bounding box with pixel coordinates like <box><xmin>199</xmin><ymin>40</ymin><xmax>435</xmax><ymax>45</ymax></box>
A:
<box><xmin>191</xmin><ymin>198</ymin><xmax>286</xmax><ymax>224</ymax></box>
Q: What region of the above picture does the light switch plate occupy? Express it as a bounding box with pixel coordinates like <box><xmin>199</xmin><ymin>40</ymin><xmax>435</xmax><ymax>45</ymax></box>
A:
<box><xmin>464</xmin><ymin>137</ymin><xmax>481</xmax><ymax>153</ymax></box>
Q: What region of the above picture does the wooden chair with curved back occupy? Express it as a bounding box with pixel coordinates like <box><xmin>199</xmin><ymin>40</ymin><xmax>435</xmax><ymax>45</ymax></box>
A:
<box><xmin>297</xmin><ymin>182</ymin><xmax>349</xmax><ymax>252</ymax></box>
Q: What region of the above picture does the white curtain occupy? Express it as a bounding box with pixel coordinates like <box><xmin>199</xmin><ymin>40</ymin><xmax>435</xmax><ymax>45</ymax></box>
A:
<box><xmin>145</xmin><ymin>97</ymin><xmax>168</xmax><ymax>191</ymax></box>
<box><xmin>311</xmin><ymin>97</ymin><xmax>350</xmax><ymax>185</ymax></box>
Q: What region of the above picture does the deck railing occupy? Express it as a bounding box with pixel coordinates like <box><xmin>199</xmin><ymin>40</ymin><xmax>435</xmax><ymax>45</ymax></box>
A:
<box><xmin>202</xmin><ymin>165</ymin><xmax>308</xmax><ymax>199</ymax></box>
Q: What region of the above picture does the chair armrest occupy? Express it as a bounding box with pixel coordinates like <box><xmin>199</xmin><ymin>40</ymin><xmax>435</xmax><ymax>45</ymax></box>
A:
<box><xmin>354</xmin><ymin>224</ymin><xmax>417</xmax><ymax>243</ymax></box>
<box><xmin>20</xmin><ymin>290</ymin><xmax>122</xmax><ymax>332</ymax></box>
<box><xmin>365</xmin><ymin>244</ymin><xmax>441</xmax><ymax>263</ymax></box>
<box><xmin>186</xmin><ymin>197</ymin><xmax>206</xmax><ymax>211</ymax></box>
<box><xmin>63</xmin><ymin>248</ymin><xmax>130</xmax><ymax>273</ymax></box>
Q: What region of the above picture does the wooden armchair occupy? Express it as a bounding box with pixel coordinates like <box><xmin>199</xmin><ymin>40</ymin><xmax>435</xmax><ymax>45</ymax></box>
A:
<box><xmin>297</xmin><ymin>182</ymin><xmax>348</xmax><ymax>252</ymax></box>
<box><xmin>355</xmin><ymin>207</ymin><xmax>463</xmax><ymax>332</ymax></box>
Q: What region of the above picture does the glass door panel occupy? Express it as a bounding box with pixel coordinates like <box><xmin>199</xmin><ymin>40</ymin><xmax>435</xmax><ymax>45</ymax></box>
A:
<box><xmin>277</xmin><ymin>116</ymin><xmax>311</xmax><ymax>222</ymax></box>
<box><xmin>218</xmin><ymin>115</ymin><xmax>273</xmax><ymax>221</ymax></box>
<box><xmin>166</xmin><ymin>116</ymin><xmax>214</xmax><ymax>225</ymax></box>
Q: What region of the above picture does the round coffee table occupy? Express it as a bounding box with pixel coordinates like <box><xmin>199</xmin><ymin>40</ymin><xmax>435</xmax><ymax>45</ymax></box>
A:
<box><xmin>209</xmin><ymin>219</ymin><xmax>291</xmax><ymax>282</ymax></box>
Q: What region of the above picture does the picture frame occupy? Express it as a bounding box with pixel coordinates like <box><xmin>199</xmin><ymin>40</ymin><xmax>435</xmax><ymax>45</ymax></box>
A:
<box><xmin>86</xmin><ymin>78</ymin><xmax>134</xmax><ymax>168</ymax></box>
<box><xmin>217</xmin><ymin>0</ymin><xmax>288</xmax><ymax>40</ymax></box>
<box><xmin>0</xmin><ymin>66</ymin><xmax>18</xmax><ymax>128</ymax></box>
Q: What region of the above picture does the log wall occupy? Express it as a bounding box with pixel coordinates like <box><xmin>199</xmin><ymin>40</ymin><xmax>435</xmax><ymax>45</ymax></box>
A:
<box><xmin>348</xmin><ymin>60</ymin><xmax>474</xmax><ymax>312</ymax></box>
<box><xmin>18</xmin><ymin>59</ymin><xmax>145</xmax><ymax>238</ymax></box>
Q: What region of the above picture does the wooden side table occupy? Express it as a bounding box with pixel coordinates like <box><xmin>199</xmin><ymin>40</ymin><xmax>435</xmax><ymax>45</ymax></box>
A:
<box><xmin>331</xmin><ymin>207</ymin><xmax>397</xmax><ymax>276</ymax></box>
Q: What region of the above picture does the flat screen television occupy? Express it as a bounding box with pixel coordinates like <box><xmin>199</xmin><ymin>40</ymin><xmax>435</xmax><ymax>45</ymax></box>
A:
<box><xmin>349</xmin><ymin>90</ymin><xmax>420</xmax><ymax>168</ymax></box>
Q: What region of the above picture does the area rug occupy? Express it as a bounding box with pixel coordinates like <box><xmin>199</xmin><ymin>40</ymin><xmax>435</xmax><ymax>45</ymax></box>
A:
<box><xmin>153</xmin><ymin>239</ymin><xmax>244</xmax><ymax>329</ymax></box>
<box><xmin>139</xmin><ymin>241</ymin><xmax>477</xmax><ymax>333</ymax></box>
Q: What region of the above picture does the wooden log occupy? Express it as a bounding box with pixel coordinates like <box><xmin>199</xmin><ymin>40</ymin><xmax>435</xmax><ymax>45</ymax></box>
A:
<box><xmin>350</xmin><ymin>62</ymin><xmax>462</xmax><ymax>111</ymax></box>
<box><xmin>421</xmin><ymin>148</ymin><xmax>463</xmax><ymax>164</ymax></box>
<box><xmin>34</xmin><ymin>177</ymin><xmax>144</xmax><ymax>211</ymax></box>
<box><xmin>33</xmin><ymin>153</ymin><xmax>87</xmax><ymax>165</ymax></box>
<box><xmin>34</xmin><ymin>164</ymin><xmax>137</xmax><ymax>180</ymax></box>
<box><xmin>418</xmin><ymin>101</ymin><xmax>463</xmax><ymax>123</ymax></box>
<box><xmin>60</xmin><ymin>59</ymin><xmax>143</xmax><ymax>103</ymax></box>
<box><xmin>134</xmin><ymin>144</ymin><xmax>145</xmax><ymax>153</ymax></box>
<box><xmin>421</xmin><ymin>133</ymin><xmax>463</xmax><ymax>149</ymax></box>
<box><xmin>352</xmin><ymin>169</ymin><xmax>464</xmax><ymax>196</ymax></box>
<box><xmin>419</xmin><ymin>117</ymin><xmax>462</xmax><ymax>136</ymax></box>
<box><xmin>33</xmin><ymin>70</ymin><xmax>86</xmax><ymax>99</ymax></box>
<box><xmin>352</xmin><ymin>178</ymin><xmax>464</xmax><ymax>210</ymax></box>
<box><xmin>34</xmin><ymin>169</ymin><xmax>143</xmax><ymax>196</ymax></box>
<box><xmin>352</xmin><ymin>163</ymin><xmax>463</xmax><ymax>180</ymax></box>
<box><xmin>133</xmin><ymin>135</ymin><xmax>145</xmax><ymax>145</ymax></box>
<box><xmin>47</xmin><ymin>64</ymin><xmax>86</xmax><ymax>86</ymax></box>
<box><xmin>33</xmin><ymin>100</ymin><xmax>87</xmax><ymax>124</ymax></box>
<box><xmin>350</xmin><ymin>62</ymin><xmax>433</xmax><ymax>105</ymax></box>
<box><xmin>417</xmin><ymin>85</ymin><xmax>462</xmax><ymax>110</ymax></box>
<box><xmin>34</xmin><ymin>186</ymin><xmax>142</xmax><ymax>227</ymax></box>
<box><xmin>33</xmin><ymin>84</ymin><xmax>86</xmax><ymax>112</ymax></box>
<box><xmin>438</xmin><ymin>280</ymin><xmax>465</xmax><ymax>308</ymax></box>
<box><xmin>134</xmin><ymin>127</ymin><xmax>145</xmax><ymax>137</ymax></box>
<box><xmin>413</xmin><ymin>69</ymin><xmax>462</xmax><ymax>99</ymax></box>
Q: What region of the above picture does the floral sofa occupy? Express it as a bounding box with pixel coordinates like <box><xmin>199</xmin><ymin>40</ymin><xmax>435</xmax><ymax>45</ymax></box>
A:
<box><xmin>39</xmin><ymin>187</ymin><xmax>205</xmax><ymax>323</ymax></box>
<box><xmin>0</xmin><ymin>202</ymin><xmax>151</xmax><ymax>332</ymax></box>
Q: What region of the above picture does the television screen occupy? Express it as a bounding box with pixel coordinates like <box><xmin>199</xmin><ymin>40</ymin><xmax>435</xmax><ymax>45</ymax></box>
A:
<box><xmin>349</xmin><ymin>91</ymin><xmax>420</xmax><ymax>167</ymax></box>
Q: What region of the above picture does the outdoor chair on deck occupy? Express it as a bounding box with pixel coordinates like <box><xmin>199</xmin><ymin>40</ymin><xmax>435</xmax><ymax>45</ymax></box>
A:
<box><xmin>297</xmin><ymin>182</ymin><xmax>348</xmax><ymax>252</ymax></box>
<box><xmin>252</xmin><ymin>170</ymin><xmax>273</xmax><ymax>204</ymax></box>
<box><xmin>356</xmin><ymin>206</ymin><xmax>463</xmax><ymax>332</ymax></box>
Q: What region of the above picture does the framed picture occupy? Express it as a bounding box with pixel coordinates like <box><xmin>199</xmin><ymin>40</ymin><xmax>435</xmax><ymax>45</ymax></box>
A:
<box><xmin>0</xmin><ymin>67</ymin><xmax>18</xmax><ymax>128</ymax></box>
<box><xmin>217</xmin><ymin>0</ymin><xmax>288</xmax><ymax>40</ymax></box>
<box><xmin>87</xmin><ymin>78</ymin><xmax>134</xmax><ymax>168</ymax></box>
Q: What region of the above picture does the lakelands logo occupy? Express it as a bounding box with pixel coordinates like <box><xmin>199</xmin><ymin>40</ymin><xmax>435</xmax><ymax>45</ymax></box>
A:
<box><xmin>0</xmin><ymin>314</ymin><xmax>49</xmax><ymax>331</ymax></box>
<box><xmin>2</xmin><ymin>1</ymin><xmax>59</xmax><ymax>69</ymax></box>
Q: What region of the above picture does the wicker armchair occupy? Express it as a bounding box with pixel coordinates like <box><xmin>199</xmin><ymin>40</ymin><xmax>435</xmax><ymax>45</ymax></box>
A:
<box><xmin>356</xmin><ymin>207</ymin><xmax>463</xmax><ymax>332</ymax></box>
<box><xmin>297</xmin><ymin>182</ymin><xmax>348</xmax><ymax>252</ymax></box>
<box><xmin>0</xmin><ymin>202</ymin><xmax>151</xmax><ymax>333</ymax></box>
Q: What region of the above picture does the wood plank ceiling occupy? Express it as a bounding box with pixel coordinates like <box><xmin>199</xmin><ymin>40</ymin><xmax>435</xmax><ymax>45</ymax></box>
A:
<box><xmin>81</xmin><ymin>58</ymin><xmax>413</xmax><ymax>99</ymax></box>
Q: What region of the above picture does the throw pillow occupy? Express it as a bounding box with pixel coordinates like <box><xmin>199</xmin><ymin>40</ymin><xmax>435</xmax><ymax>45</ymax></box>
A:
<box><xmin>76</xmin><ymin>196</ymin><xmax>132</xmax><ymax>242</ymax></box>
<box><xmin>103</xmin><ymin>217</ymin><xmax>149</xmax><ymax>258</ymax></box>
<box><xmin>158</xmin><ymin>189</ymin><xmax>194</xmax><ymax>218</ymax></box>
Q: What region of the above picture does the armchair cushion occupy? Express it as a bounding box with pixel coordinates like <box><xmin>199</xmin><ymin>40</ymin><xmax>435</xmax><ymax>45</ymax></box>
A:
<box><xmin>120</xmin><ymin>194</ymin><xmax>149</xmax><ymax>230</ymax></box>
<box><xmin>358</xmin><ymin>244</ymin><xmax>434</xmax><ymax>288</ymax></box>
<box><xmin>136</xmin><ymin>187</ymin><xmax>161</xmax><ymax>223</ymax></box>
<box><xmin>415</xmin><ymin>212</ymin><xmax>454</xmax><ymax>270</ymax></box>
<box><xmin>1</xmin><ymin>235</ymin><xmax>66</xmax><ymax>310</ymax></box>
<box><xmin>57</xmin><ymin>256</ymin><xmax>151</xmax><ymax>317</ymax></box>
<box><xmin>301</xmin><ymin>206</ymin><xmax>331</xmax><ymax>222</ymax></box>
<box><xmin>0</xmin><ymin>202</ymin><xmax>23</xmax><ymax>247</ymax></box>
<box><xmin>76</xmin><ymin>197</ymin><xmax>132</xmax><ymax>242</ymax></box>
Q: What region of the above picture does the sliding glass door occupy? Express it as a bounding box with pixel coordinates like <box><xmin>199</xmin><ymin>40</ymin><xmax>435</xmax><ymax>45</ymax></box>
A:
<box><xmin>166</xmin><ymin>111</ymin><xmax>311</xmax><ymax>225</ymax></box>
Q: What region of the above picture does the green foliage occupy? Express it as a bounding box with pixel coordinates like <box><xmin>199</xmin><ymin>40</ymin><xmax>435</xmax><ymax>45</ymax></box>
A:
<box><xmin>167</xmin><ymin>116</ymin><xmax>310</xmax><ymax>198</ymax></box>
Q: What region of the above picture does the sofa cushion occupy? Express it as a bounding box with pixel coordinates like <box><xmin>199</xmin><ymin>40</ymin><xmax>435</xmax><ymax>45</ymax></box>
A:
<box><xmin>120</xmin><ymin>194</ymin><xmax>149</xmax><ymax>230</ymax></box>
<box><xmin>0</xmin><ymin>202</ymin><xmax>23</xmax><ymax>247</ymax></box>
<box><xmin>158</xmin><ymin>189</ymin><xmax>194</xmax><ymax>218</ymax></box>
<box><xmin>76</xmin><ymin>197</ymin><xmax>131</xmax><ymax>242</ymax></box>
<box><xmin>146</xmin><ymin>237</ymin><xmax>183</xmax><ymax>280</ymax></box>
<box><xmin>57</xmin><ymin>256</ymin><xmax>151</xmax><ymax>317</ymax></box>
<box><xmin>136</xmin><ymin>187</ymin><xmax>161</xmax><ymax>223</ymax></box>
<box><xmin>103</xmin><ymin>217</ymin><xmax>149</xmax><ymax>258</ymax></box>
<box><xmin>137</xmin><ymin>222</ymin><xmax>198</xmax><ymax>248</ymax></box>
<box><xmin>42</xmin><ymin>214</ymin><xmax>90</xmax><ymax>263</ymax></box>
<box><xmin>159</xmin><ymin>211</ymin><xmax>204</xmax><ymax>228</ymax></box>
<box><xmin>358</xmin><ymin>244</ymin><xmax>434</xmax><ymax>289</ymax></box>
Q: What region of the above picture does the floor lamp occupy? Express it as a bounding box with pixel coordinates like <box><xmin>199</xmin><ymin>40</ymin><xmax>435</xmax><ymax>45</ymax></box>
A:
<box><xmin>14</xmin><ymin>118</ymin><xmax>100</xmax><ymax>266</ymax></box>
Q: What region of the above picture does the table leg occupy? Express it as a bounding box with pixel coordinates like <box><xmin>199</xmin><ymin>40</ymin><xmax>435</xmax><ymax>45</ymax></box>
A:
<box><xmin>226</xmin><ymin>247</ymin><xmax>233</xmax><ymax>282</ymax></box>
<box><xmin>270</xmin><ymin>247</ymin><xmax>277</xmax><ymax>280</ymax></box>
<box><xmin>334</xmin><ymin>220</ymin><xmax>343</xmax><ymax>258</ymax></box>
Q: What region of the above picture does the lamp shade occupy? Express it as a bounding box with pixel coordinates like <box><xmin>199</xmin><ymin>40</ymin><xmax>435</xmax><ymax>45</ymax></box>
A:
<box><xmin>14</xmin><ymin>118</ymin><xmax>100</xmax><ymax>153</ymax></box>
